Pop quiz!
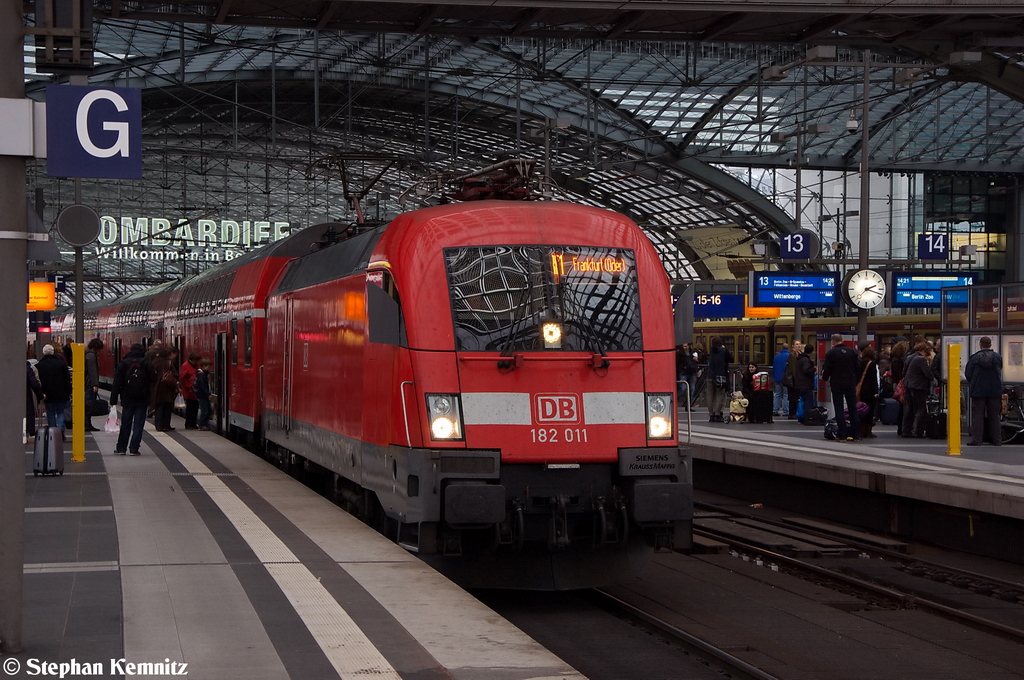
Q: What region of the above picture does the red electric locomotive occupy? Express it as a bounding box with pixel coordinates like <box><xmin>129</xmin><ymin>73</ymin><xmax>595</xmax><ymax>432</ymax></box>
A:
<box><xmin>54</xmin><ymin>195</ymin><xmax>692</xmax><ymax>589</ymax></box>
<box><xmin>262</xmin><ymin>200</ymin><xmax>691</xmax><ymax>589</ymax></box>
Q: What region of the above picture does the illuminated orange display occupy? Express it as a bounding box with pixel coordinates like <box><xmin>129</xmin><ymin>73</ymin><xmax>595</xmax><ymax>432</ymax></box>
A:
<box><xmin>550</xmin><ymin>253</ymin><xmax>629</xmax><ymax>281</ymax></box>
<box><xmin>27</xmin><ymin>282</ymin><xmax>56</xmax><ymax>311</ymax></box>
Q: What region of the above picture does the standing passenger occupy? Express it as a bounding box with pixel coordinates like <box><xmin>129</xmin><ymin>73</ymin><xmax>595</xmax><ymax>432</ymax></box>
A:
<box><xmin>784</xmin><ymin>340</ymin><xmax>804</xmax><ymax>419</ymax></box>
<box><xmin>180</xmin><ymin>352</ymin><xmax>201</xmax><ymax>429</ymax></box>
<box><xmin>857</xmin><ymin>345</ymin><xmax>880</xmax><ymax>439</ymax></box>
<box><xmin>677</xmin><ymin>343</ymin><xmax>699</xmax><ymax>410</ymax></box>
<box><xmin>772</xmin><ymin>343</ymin><xmax>790</xmax><ymax>417</ymax></box>
<box><xmin>26</xmin><ymin>360</ymin><xmax>43</xmax><ymax>439</ymax></box>
<box><xmin>820</xmin><ymin>334</ymin><xmax>861</xmax><ymax>442</ymax></box>
<box><xmin>794</xmin><ymin>344</ymin><xmax>816</xmax><ymax>420</ymax></box>
<box><xmin>901</xmin><ymin>341</ymin><xmax>934</xmax><ymax>438</ymax></box>
<box><xmin>889</xmin><ymin>338</ymin><xmax>909</xmax><ymax>435</ymax></box>
<box><xmin>706</xmin><ymin>336</ymin><xmax>733</xmax><ymax>423</ymax></box>
<box><xmin>965</xmin><ymin>336</ymin><xmax>1003</xmax><ymax>446</ymax></box>
<box><xmin>152</xmin><ymin>348</ymin><xmax>178</xmax><ymax>432</ymax></box>
<box><xmin>84</xmin><ymin>338</ymin><xmax>104</xmax><ymax>431</ymax></box>
<box><xmin>36</xmin><ymin>344</ymin><xmax>72</xmax><ymax>429</ymax></box>
<box><xmin>110</xmin><ymin>343</ymin><xmax>157</xmax><ymax>456</ymax></box>
<box><xmin>194</xmin><ymin>359</ymin><xmax>213</xmax><ymax>430</ymax></box>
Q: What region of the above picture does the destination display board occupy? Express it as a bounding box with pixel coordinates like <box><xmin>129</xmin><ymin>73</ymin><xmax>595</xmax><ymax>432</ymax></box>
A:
<box><xmin>891</xmin><ymin>272</ymin><xmax>976</xmax><ymax>307</ymax></box>
<box><xmin>748</xmin><ymin>272</ymin><xmax>839</xmax><ymax>307</ymax></box>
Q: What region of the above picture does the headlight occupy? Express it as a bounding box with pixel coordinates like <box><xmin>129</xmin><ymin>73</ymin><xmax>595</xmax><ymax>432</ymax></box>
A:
<box><xmin>427</xmin><ymin>394</ymin><xmax>463</xmax><ymax>441</ymax></box>
<box><xmin>542</xmin><ymin>322</ymin><xmax>562</xmax><ymax>348</ymax></box>
<box><xmin>646</xmin><ymin>393</ymin><xmax>673</xmax><ymax>439</ymax></box>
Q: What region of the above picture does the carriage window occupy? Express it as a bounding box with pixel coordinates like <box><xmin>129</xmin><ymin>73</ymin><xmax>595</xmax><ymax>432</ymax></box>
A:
<box><xmin>230</xmin><ymin>319</ymin><xmax>238</xmax><ymax>366</ymax></box>
<box><xmin>752</xmin><ymin>335</ymin><xmax>767</xmax><ymax>365</ymax></box>
<box><xmin>243</xmin><ymin>317</ymin><xmax>252</xmax><ymax>367</ymax></box>
<box><xmin>719</xmin><ymin>335</ymin><xmax>735</xmax><ymax>358</ymax></box>
<box><xmin>444</xmin><ymin>245</ymin><xmax>642</xmax><ymax>352</ymax></box>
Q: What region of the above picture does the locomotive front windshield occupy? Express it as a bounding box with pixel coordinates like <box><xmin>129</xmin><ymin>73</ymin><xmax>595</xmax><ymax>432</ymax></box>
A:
<box><xmin>444</xmin><ymin>245</ymin><xmax>643</xmax><ymax>353</ymax></box>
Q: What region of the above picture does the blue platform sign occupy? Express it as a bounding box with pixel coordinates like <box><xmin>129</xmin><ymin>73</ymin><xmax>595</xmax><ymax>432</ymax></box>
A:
<box><xmin>918</xmin><ymin>233</ymin><xmax>948</xmax><ymax>260</ymax></box>
<box><xmin>693</xmin><ymin>293</ymin><xmax>746</xmax><ymax>319</ymax></box>
<box><xmin>892</xmin><ymin>272</ymin><xmax>976</xmax><ymax>307</ymax></box>
<box><xmin>780</xmin><ymin>229</ymin><xmax>819</xmax><ymax>260</ymax></box>
<box><xmin>46</xmin><ymin>85</ymin><xmax>142</xmax><ymax>179</ymax></box>
<box><xmin>749</xmin><ymin>272</ymin><xmax>839</xmax><ymax>307</ymax></box>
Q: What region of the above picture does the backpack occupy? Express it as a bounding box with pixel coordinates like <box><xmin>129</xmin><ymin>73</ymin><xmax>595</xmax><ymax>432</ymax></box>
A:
<box><xmin>124</xmin><ymin>360</ymin><xmax>150</xmax><ymax>400</ymax></box>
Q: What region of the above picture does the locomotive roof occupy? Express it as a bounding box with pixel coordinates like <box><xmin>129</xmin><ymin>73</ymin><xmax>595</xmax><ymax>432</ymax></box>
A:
<box><xmin>272</xmin><ymin>226</ymin><xmax>386</xmax><ymax>296</ymax></box>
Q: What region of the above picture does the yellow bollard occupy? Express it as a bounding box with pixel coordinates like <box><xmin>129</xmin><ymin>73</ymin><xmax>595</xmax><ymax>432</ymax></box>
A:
<box><xmin>72</xmin><ymin>343</ymin><xmax>85</xmax><ymax>462</ymax></box>
<box><xmin>947</xmin><ymin>344</ymin><xmax>961</xmax><ymax>456</ymax></box>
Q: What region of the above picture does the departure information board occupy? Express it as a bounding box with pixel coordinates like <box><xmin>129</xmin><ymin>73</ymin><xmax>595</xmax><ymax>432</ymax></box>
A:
<box><xmin>748</xmin><ymin>272</ymin><xmax>839</xmax><ymax>307</ymax></box>
<box><xmin>891</xmin><ymin>272</ymin><xmax>976</xmax><ymax>307</ymax></box>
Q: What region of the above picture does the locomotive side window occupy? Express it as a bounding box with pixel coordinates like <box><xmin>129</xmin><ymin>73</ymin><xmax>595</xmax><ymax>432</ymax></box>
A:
<box><xmin>243</xmin><ymin>317</ymin><xmax>253</xmax><ymax>367</ymax></box>
<box><xmin>444</xmin><ymin>245</ymin><xmax>642</xmax><ymax>352</ymax></box>
<box><xmin>367</xmin><ymin>270</ymin><xmax>407</xmax><ymax>347</ymax></box>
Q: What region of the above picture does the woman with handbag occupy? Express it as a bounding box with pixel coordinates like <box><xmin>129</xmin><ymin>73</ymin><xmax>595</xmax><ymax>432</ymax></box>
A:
<box><xmin>706</xmin><ymin>336</ymin><xmax>733</xmax><ymax>423</ymax></box>
<box><xmin>857</xmin><ymin>346</ymin><xmax>881</xmax><ymax>439</ymax></box>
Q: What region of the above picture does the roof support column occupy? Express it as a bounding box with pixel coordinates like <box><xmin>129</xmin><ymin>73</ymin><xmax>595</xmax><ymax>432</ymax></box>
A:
<box><xmin>0</xmin><ymin>0</ymin><xmax>28</xmax><ymax>653</ymax></box>
<box><xmin>858</xmin><ymin>50</ymin><xmax>871</xmax><ymax>347</ymax></box>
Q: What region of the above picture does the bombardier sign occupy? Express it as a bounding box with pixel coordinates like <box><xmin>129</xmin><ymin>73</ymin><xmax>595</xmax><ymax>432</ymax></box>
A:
<box><xmin>46</xmin><ymin>85</ymin><xmax>142</xmax><ymax>179</ymax></box>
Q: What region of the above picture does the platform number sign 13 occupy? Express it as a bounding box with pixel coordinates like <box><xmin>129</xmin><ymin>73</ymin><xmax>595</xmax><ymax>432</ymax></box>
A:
<box><xmin>918</xmin><ymin>233</ymin><xmax>948</xmax><ymax>261</ymax></box>
<box><xmin>780</xmin><ymin>229</ymin><xmax>818</xmax><ymax>261</ymax></box>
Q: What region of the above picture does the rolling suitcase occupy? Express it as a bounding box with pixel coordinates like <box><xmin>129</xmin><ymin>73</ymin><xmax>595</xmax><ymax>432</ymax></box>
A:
<box><xmin>747</xmin><ymin>390</ymin><xmax>774</xmax><ymax>423</ymax></box>
<box><xmin>33</xmin><ymin>426</ymin><xmax>64</xmax><ymax>476</ymax></box>
<box><xmin>880</xmin><ymin>398</ymin><xmax>900</xmax><ymax>425</ymax></box>
<box><xmin>925</xmin><ymin>412</ymin><xmax>946</xmax><ymax>440</ymax></box>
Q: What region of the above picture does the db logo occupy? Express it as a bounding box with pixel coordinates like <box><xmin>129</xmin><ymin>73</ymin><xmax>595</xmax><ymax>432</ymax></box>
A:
<box><xmin>535</xmin><ymin>394</ymin><xmax>580</xmax><ymax>423</ymax></box>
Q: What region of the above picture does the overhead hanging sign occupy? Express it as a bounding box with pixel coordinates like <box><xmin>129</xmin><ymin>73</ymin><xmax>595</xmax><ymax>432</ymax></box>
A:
<box><xmin>46</xmin><ymin>85</ymin><xmax>142</xmax><ymax>179</ymax></box>
<box><xmin>27</xmin><ymin>282</ymin><xmax>56</xmax><ymax>311</ymax></box>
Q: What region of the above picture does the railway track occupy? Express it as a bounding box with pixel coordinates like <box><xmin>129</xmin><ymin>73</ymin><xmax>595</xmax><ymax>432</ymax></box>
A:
<box><xmin>693</xmin><ymin>500</ymin><xmax>1024</xmax><ymax>644</ymax></box>
<box><xmin>588</xmin><ymin>589</ymin><xmax>782</xmax><ymax>680</ymax></box>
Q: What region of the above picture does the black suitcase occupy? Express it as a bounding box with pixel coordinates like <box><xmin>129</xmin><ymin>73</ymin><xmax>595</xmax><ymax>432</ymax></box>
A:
<box><xmin>746</xmin><ymin>391</ymin><xmax>774</xmax><ymax>423</ymax></box>
<box><xmin>925</xmin><ymin>412</ymin><xmax>947</xmax><ymax>440</ymax></box>
<box><xmin>33</xmin><ymin>426</ymin><xmax>65</xmax><ymax>476</ymax></box>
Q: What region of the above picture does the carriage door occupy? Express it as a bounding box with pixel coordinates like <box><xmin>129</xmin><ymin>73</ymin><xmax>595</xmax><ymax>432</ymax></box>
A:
<box><xmin>282</xmin><ymin>297</ymin><xmax>295</xmax><ymax>432</ymax></box>
<box><xmin>215</xmin><ymin>333</ymin><xmax>228</xmax><ymax>434</ymax></box>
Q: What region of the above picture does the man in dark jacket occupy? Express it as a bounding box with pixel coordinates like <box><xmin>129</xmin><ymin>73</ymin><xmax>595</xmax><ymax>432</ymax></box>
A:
<box><xmin>37</xmin><ymin>344</ymin><xmax>72</xmax><ymax>429</ymax></box>
<box><xmin>820</xmin><ymin>334</ymin><xmax>862</xmax><ymax>442</ymax></box>
<box><xmin>965</xmin><ymin>336</ymin><xmax>1003</xmax><ymax>446</ymax></box>
<box><xmin>110</xmin><ymin>343</ymin><xmax>158</xmax><ymax>456</ymax></box>
<box><xmin>84</xmin><ymin>338</ymin><xmax>104</xmax><ymax>431</ymax></box>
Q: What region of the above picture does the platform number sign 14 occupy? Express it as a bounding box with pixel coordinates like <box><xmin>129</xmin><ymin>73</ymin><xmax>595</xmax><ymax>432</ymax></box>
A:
<box><xmin>918</xmin><ymin>233</ymin><xmax>948</xmax><ymax>261</ymax></box>
<box><xmin>780</xmin><ymin>229</ymin><xmax>818</xmax><ymax>260</ymax></box>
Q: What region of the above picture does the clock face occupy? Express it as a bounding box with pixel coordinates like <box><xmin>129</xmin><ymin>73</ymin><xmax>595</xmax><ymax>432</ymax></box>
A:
<box><xmin>846</xmin><ymin>269</ymin><xmax>886</xmax><ymax>309</ymax></box>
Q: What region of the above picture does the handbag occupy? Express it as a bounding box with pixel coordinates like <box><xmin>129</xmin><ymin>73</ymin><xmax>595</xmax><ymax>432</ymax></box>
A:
<box><xmin>781</xmin><ymin>372</ymin><xmax>794</xmax><ymax>388</ymax></box>
<box><xmin>855</xmin><ymin>361</ymin><xmax>871</xmax><ymax>402</ymax></box>
<box><xmin>893</xmin><ymin>379</ymin><xmax>905</xmax><ymax>404</ymax></box>
<box><xmin>161</xmin><ymin>370</ymin><xmax>177</xmax><ymax>388</ymax></box>
<box><xmin>87</xmin><ymin>398</ymin><xmax>110</xmax><ymax>417</ymax></box>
